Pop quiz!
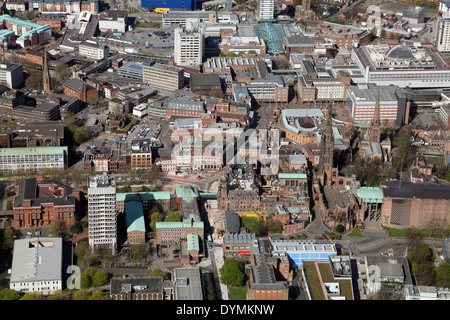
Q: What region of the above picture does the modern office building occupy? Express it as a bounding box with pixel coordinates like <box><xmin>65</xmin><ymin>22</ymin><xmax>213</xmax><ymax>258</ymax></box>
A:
<box><xmin>0</xmin><ymin>146</ymin><xmax>68</xmax><ymax>174</ymax></box>
<box><xmin>0</xmin><ymin>63</ymin><xmax>24</xmax><ymax>89</ymax></box>
<box><xmin>245</xmin><ymin>73</ymin><xmax>289</xmax><ymax>103</ymax></box>
<box><xmin>10</xmin><ymin>237</ymin><xmax>64</xmax><ymax>295</ymax></box>
<box><xmin>88</xmin><ymin>173</ymin><xmax>117</xmax><ymax>254</ymax></box>
<box><xmin>437</xmin><ymin>12</ymin><xmax>450</xmax><ymax>52</ymax></box>
<box><xmin>346</xmin><ymin>85</ymin><xmax>408</xmax><ymax>125</ymax></box>
<box><xmin>351</xmin><ymin>42</ymin><xmax>450</xmax><ymax>88</ymax></box>
<box><xmin>142</xmin><ymin>63</ymin><xmax>184</xmax><ymax>92</ymax></box>
<box><xmin>78</xmin><ymin>42</ymin><xmax>109</xmax><ymax>60</ymax></box>
<box><xmin>174</xmin><ymin>27</ymin><xmax>204</xmax><ymax>67</ymax></box>
<box><xmin>257</xmin><ymin>0</ymin><xmax>275</xmax><ymax>21</ymax></box>
<box><xmin>118</xmin><ymin>62</ymin><xmax>143</xmax><ymax>80</ymax></box>
<box><xmin>162</xmin><ymin>11</ymin><xmax>216</xmax><ymax>27</ymax></box>
<box><xmin>270</xmin><ymin>239</ymin><xmax>337</xmax><ymax>268</ymax></box>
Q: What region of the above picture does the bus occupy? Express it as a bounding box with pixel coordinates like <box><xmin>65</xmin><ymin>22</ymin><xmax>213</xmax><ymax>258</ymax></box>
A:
<box><xmin>154</xmin><ymin>8</ymin><xmax>170</xmax><ymax>13</ymax></box>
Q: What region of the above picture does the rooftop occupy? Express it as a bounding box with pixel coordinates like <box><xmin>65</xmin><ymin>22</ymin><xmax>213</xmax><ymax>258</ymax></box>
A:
<box><xmin>10</xmin><ymin>237</ymin><xmax>63</xmax><ymax>284</ymax></box>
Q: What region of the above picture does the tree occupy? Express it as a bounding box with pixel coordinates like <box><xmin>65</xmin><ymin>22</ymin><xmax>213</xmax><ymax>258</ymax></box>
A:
<box><xmin>93</xmin><ymin>270</ymin><xmax>109</xmax><ymax>287</ymax></box>
<box><xmin>150</xmin><ymin>268</ymin><xmax>169</xmax><ymax>279</ymax></box>
<box><xmin>72</xmin><ymin>289</ymin><xmax>91</xmax><ymax>300</ymax></box>
<box><xmin>88</xmin><ymin>291</ymin><xmax>105</xmax><ymax>300</ymax></box>
<box><xmin>165</xmin><ymin>212</ymin><xmax>182</xmax><ymax>222</ymax></box>
<box><xmin>149</xmin><ymin>211</ymin><xmax>164</xmax><ymax>231</ymax></box>
<box><xmin>435</xmin><ymin>263</ymin><xmax>450</xmax><ymax>287</ymax></box>
<box><xmin>414</xmin><ymin>263</ymin><xmax>436</xmax><ymax>286</ymax></box>
<box><xmin>130</xmin><ymin>244</ymin><xmax>148</xmax><ymax>262</ymax></box>
<box><xmin>0</xmin><ymin>288</ymin><xmax>21</xmax><ymax>300</ymax></box>
<box><xmin>25</xmin><ymin>75</ymin><xmax>42</xmax><ymax>91</ymax></box>
<box><xmin>219</xmin><ymin>258</ymin><xmax>245</xmax><ymax>287</ymax></box>
<box><xmin>54</xmin><ymin>64</ymin><xmax>72</xmax><ymax>81</ymax></box>
<box><xmin>80</xmin><ymin>273</ymin><xmax>93</xmax><ymax>289</ymax></box>
<box><xmin>70</xmin><ymin>221</ymin><xmax>83</xmax><ymax>235</ymax></box>
<box><xmin>20</xmin><ymin>292</ymin><xmax>45</xmax><ymax>300</ymax></box>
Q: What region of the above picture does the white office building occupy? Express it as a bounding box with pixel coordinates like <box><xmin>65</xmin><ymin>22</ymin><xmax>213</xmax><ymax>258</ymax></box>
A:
<box><xmin>78</xmin><ymin>41</ymin><xmax>109</xmax><ymax>60</ymax></box>
<box><xmin>437</xmin><ymin>12</ymin><xmax>450</xmax><ymax>52</ymax></box>
<box><xmin>0</xmin><ymin>146</ymin><xmax>68</xmax><ymax>174</ymax></box>
<box><xmin>257</xmin><ymin>0</ymin><xmax>274</xmax><ymax>21</ymax></box>
<box><xmin>88</xmin><ymin>173</ymin><xmax>117</xmax><ymax>254</ymax></box>
<box><xmin>174</xmin><ymin>27</ymin><xmax>204</xmax><ymax>67</ymax></box>
<box><xmin>0</xmin><ymin>63</ymin><xmax>24</xmax><ymax>89</ymax></box>
<box><xmin>10</xmin><ymin>237</ymin><xmax>63</xmax><ymax>295</ymax></box>
<box><xmin>270</xmin><ymin>239</ymin><xmax>337</xmax><ymax>268</ymax></box>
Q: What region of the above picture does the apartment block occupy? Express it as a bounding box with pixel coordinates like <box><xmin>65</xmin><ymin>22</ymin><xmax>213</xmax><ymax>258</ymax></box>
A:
<box><xmin>257</xmin><ymin>0</ymin><xmax>275</xmax><ymax>21</ymax></box>
<box><xmin>88</xmin><ymin>174</ymin><xmax>117</xmax><ymax>253</ymax></box>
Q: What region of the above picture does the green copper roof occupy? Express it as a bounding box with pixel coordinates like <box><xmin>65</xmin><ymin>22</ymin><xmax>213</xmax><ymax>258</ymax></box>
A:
<box><xmin>175</xmin><ymin>186</ymin><xmax>199</xmax><ymax>199</ymax></box>
<box><xmin>116</xmin><ymin>191</ymin><xmax>171</xmax><ymax>202</ymax></box>
<box><xmin>0</xmin><ymin>146</ymin><xmax>67</xmax><ymax>156</ymax></box>
<box><xmin>156</xmin><ymin>220</ymin><xmax>204</xmax><ymax>229</ymax></box>
<box><xmin>187</xmin><ymin>233</ymin><xmax>200</xmax><ymax>251</ymax></box>
<box><xmin>278</xmin><ymin>173</ymin><xmax>307</xmax><ymax>179</ymax></box>
<box><xmin>125</xmin><ymin>201</ymin><xmax>146</xmax><ymax>232</ymax></box>
<box><xmin>357</xmin><ymin>187</ymin><xmax>384</xmax><ymax>203</ymax></box>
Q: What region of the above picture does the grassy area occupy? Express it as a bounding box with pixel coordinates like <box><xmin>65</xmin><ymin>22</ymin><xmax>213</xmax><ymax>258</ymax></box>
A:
<box><xmin>303</xmin><ymin>261</ymin><xmax>326</xmax><ymax>300</ymax></box>
<box><xmin>229</xmin><ymin>286</ymin><xmax>247</xmax><ymax>300</ymax></box>
<box><xmin>241</xmin><ymin>216</ymin><xmax>259</xmax><ymax>233</ymax></box>
<box><xmin>317</xmin><ymin>262</ymin><xmax>354</xmax><ymax>300</ymax></box>
<box><xmin>345</xmin><ymin>227</ymin><xmax>362</xmax><ymax>237</ymax></box>
<box><xmin>387</xmin><ymin>227</ymin><xmax>450</xmax><ymax>239</ymax></box>
<box><xmin>136</xmin><ymin>21</ymin><xmax>162</xmax><ymax>28</ymax></box>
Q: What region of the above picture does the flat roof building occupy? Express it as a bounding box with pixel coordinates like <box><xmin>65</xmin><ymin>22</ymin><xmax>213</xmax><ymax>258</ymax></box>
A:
<box><xmin>142</xmin><ymin>63</ymin><xmax>184</xmax><ymax>92</ymax></box>
<box><xmin>351</xmin><ymin>43</ymin><xmax>450</xmax><ymax>88</ymax></box>
<box><xmin>0</xmin><ymin>146</ymin><xmax>68</xmax><ymax>174</ymax></box>
<box><xmin>10</xmin><ymin>237</ymin><xmax>64</xmax><ymax>295</ymax></box>
<box><xmin>270</xmin><ymin>239</ymin><xmax>337</xmax><ymax>268</ymax></box>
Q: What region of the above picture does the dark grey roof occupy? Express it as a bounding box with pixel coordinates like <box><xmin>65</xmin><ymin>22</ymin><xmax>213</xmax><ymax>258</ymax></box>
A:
<box><xmin>110</xmin><ymin>277</ymin><xmax>164</xmax><ymax>295</ymax></box>
<box><xmin>225</xmin><ymin>211</ymin><xmax>241</xmax><ymax>233</ymax></box>
<box><xmin>381</xmin><ymin>181</ymin><xmax>450</xmax><ymax>199</ymax></box>
<box><xmin>190</xmin><ymin>73</ymin><xmax>221</xmax><ymax>87</ymax></box>
<box><xmin>13</xmin><ymin>178</ymin><xmax>76</xmax><ymax>208</ymax></box>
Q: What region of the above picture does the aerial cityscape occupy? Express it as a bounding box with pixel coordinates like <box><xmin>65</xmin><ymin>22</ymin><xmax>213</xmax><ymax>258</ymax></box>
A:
<box><xmin>0</xmin><ymin>0</ymin><xmax>449</xmax><ymax>306</ymax></box>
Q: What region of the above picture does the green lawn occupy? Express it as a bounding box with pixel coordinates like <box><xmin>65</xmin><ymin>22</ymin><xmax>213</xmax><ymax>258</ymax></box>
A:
<box><xmin>345</xmin><ymin>227</ymin><xmax>362</xmax><ymax>237</ymax></box>
<box><xmin>387</xmin><ymin>227</ymin><xmax>450</xmax><ymax>239</ymax></box>
<box><xmin>241</xmin><ymin>216</ymin><xmax>259</xmax><ymax>233</ymax></box>
<box><xmin>229</xmin><ymin>286</ymin><xmax>247</xmax><ymax>300</ymax></box>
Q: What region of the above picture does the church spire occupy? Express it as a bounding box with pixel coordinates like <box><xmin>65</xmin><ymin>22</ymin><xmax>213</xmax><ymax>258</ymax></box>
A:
<box><xmin>369</xmin><ymin>87</ymin><xmax>381</xmax><ymax>143</ymax></box>
<box><xmin>43</xmin><ymin>47</ymin><xmax>52</xmax><ymax>95</ymax></box>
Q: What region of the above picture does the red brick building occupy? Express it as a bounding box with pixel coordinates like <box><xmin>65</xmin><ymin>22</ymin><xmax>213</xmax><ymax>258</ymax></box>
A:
<box><xmin>62</xmin><ymin>78</ymin><xmax>99</xmax><ymax>104</ymax></box>
<box><xmin>246</xmin><ymin>254</ymin><xmax>289</xmax><ymax>300</ymax></box>
<box><xmin>12</xmin><ymin>177</ymin><xmax>81</xmax><ymax>228</ymax></box>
